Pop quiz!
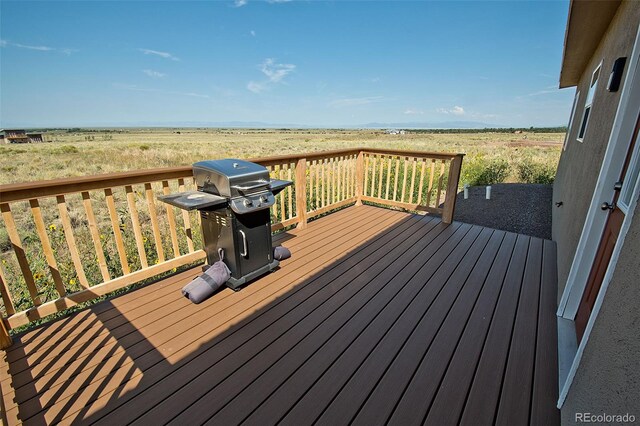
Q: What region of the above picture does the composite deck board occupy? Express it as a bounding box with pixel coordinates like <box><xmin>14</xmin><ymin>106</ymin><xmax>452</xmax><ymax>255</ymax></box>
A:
<box><xmin>0</xmin><ymin>205</ymin><xmax>560</xmax><ymax>426</ymax></box>
<box><xmin>2</xmin><ymin>206</ymin><xmax>393</xmax><ymax>405</ymax></box>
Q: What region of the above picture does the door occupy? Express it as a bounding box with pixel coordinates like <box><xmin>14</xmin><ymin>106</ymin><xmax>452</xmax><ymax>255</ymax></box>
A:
<box><xmin>575</xmin><ymin>113</ymin><xmax>640</xmax><ymax>342</ymax></box>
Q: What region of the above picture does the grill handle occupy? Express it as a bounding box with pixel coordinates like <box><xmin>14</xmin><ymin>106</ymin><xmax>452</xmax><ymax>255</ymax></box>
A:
<box><xmin>233</xmin><ymin>181</ymin><xmax>268</xmax><ymax>192</ymax></box>
<box><xmin>239</xmin><ymin>230</ymin><xmax>248</xmax><ymax>257</ymax></box>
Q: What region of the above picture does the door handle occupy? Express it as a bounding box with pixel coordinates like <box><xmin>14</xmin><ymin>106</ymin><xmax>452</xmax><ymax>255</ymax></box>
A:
<box><xmin>601</xmin><ymin>202</ymin><xmax>616</xmax><ymax>211</ymax></box>
<box><xmin>613</xmin><ymin>181</ymin><xmax>623</xmax><ymax>191</ymax></box>
<box><xmin>239</xmin><ymin>230</ymin><xmax>248</xmax><ymax>257</ymax></box>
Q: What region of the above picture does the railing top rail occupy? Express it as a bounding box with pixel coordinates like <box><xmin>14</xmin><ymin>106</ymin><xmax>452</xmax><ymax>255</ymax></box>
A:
<box><xmin>361</xmin><ymin>148</ymin><xmax>464</xmax><ymax>160</ymax></box>
<box><xmin>0</xmin><ymin>166</ymin><xmax>194</xmax><ymax>203</ymax></box>
<box><xmin>0</xmin><ymin>147</ymin><xmax>462</xmax><ymax>203</ymax></box>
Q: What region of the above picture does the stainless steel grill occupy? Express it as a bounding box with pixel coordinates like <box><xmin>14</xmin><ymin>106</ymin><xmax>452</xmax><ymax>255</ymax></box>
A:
<box><xmin>159</xmin><ymin>159</ymin><xmax>292</xmax><ymax>290</ymax></box>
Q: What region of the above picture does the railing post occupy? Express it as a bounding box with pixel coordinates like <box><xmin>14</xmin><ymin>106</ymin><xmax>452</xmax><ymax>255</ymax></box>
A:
<box><xmin>0</xmin><ymin>318</ymin><xmax>12</xmax><ymax>349</ymax></box>
<box><xmin>355</xmin><ymin>150</ymin><xmax>364</xmax><ymax>206</ymax></box>
<box><xmin>295</xmin><ymin>157</ymin><xmax>308</xmax><ymax>229</ymax></box>
<box><xmin>442</xmin><ymin>154</ymin><xmax>464</xmax><ymax>224</ymax></box>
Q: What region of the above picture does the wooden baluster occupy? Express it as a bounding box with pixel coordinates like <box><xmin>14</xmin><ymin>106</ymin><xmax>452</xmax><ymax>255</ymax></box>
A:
<box><xmin>104</xmin><ymin>188</ymin><xmax>130</xmax><ymax>274</ymax></box>
<box><xmin>417</xmin><ymin>158</ymin><xmax>427</xmax><ymax>205</ymax></box>
<box><xmin>0</xmin><ymin>262</ymin><xmax>16</xmax><ymax>316</ymax></box>
<box><xmin>162</xmin><ymin>181</ymin><xmax>181</xmax><ymax>258</ymax></box>
<box><xmin>178</xmin><ymin>179</ymin><xmax>194</xmax><ymax>253</ymax></box>
<box><xmin>370</xmin><ymin>155</ymin><xmax>377</xmax><ymax>198</ymax></box>
<box><xmin>0</xmin><ymin>316</ymin><xmax>11</xmax><ymax>349</ymax></box>
<box><xmin>393</xmin><ymin>157</ymin><xmax>400</xmax><ymax>201</ymax></box>
<box><xmin>309</xmin><ymin>160</ymin><xmax>315</xmax><ymax>210</ymax></box>
<box><xmin>351</xmin><ymin>154</ymin><xmax>357</xmax><ymax>198</ymax></box>
<box><xmin>287</xmin><ymin>164</ymin><xmax>293</xmax><ymax>220</ymax></box>
<box><xmin>144</xmin><ymin>183</ymin><xmax>165</xmax><ymax>263</ymax></box>
<box><xmin>0</xmin><ymin>203</ymin><xmax>41</xmax><ymax>304</ymax></box>
<box><xmin>363</xmin><ymin>154</ymin><xmax>370</xmax><ymax>197</ymax></box>
<box><xmin>327</xmin><ymin>158</ymin><xmax>336</xmax><ymax>205</ymax></box>
<box><xmin>401</xmin><ymin>157</ymin><xmax>409</xmax><ymax>203</ymax></box>
<box><xmin>442</xmin><ymin>155</ymin><xmax>463</xmax><ymax>224</ymax></box>
<box><xmin>271</xmin><ymin>167</ymin><xmax>279</xmax><ymax>220</ymax></box>
<box><xmin>436</xmin><ymin>160</ymin><xmax>446</xmax><ymax>206</ymax></box>
<box><xmin>81</xmin><ymin>192</ymin><xmax>111</xmax><ymax>282</ymax></box>
<box><xmin>355</xmin><ymin>151</ymin><xmax>364</xmax><ymax>205</ymax></box>
<box><xmin>295</xmin><ymin>158</ymin><xmax>308</xmax><ymax>228</ymax></box>
<box><xmin>125</xmin><ymin>185</ymin><xmax>148</xmax><ymax>268</ymax></box>
<box><xmin>338</xmin><ymin>157</ymin><xmax>345</xmax><ymax>201</ymax></box>
<box><xmin>385</xmin><ymin>155</ymin><xmax>392</xmax><ymax>199</ymax></box>
<box><xmin>29</xmin><ymin>199</ymin><xmax>66</xmax><ymax>297</ymax></box>
<box><xmin>408</xmin><ymin>158</ymin><xmax>418</xmax><ymax>204</ymax></box>
<box><xmin>426</xmin><ymin>159</ymin><xmax>436</xmax><ymax>207</ymax></box>
<box><xmin>320</xmin><ymin>160</ymin><xmax>325</xmax><ymax>208</ymax></box>
<box><xmin>280</xmin><ymin>166</ymin><xmax>286</xmax><ymax>222</ymax></box>
<box><xmin>315</xmin><ymin>160</ymin><xmax>320</xmax><ymax>210</ymax></box>
<box><xmin>56</xmin><ymin>195</ymin><xmax>90</xmax><ymax>289</ymax></box>
<box><xmin>342</xmin><ymin>156</ymin><xmax>347</xmax><ymax>200</ymax></box>
<box><xmin>378</xmin><ymin>155</ymin><xmax>384</xmax><ymax>198</ymax></box>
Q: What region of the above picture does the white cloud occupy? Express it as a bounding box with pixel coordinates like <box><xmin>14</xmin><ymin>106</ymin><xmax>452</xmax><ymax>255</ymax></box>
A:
<box><xmin>113</xmin><ymin>83</ymin><xmax>208</xmax><ymax>98</ymax></box>
<box><xmin>260</xmin><ymin>58</ymin><xmax>295</xmax><ymax>83</ymax></box>
<box><xmin>247</xmin><ymin>81</ymin><xmax>266</xmax><ymax>93</ymax></box>
<box><xmin>404</xmin><ymin>108</ymin><xmax>424</xmax><ymax>115</ymax></box>
<box><xmin>138</xmin><ymin>48</ymin><xmax>179</xmax><ymax>61</ymax></box>
<box><xmin>436</xmin><ymin>105</ymin><xmax>465</xmax><ymax>116</ymax></box>
<box><xmin>142</xmin><ymin>69</ymin><xmax>166</xmax><ymax>78</ymax></box>
<box><xmin>329</xmin><ymin>96</ymin><xmax>384</xmax><ymax>108</ymax></box>
<box><xmin>247</xmin><ymin>58</ymin><xmax>296</xmax><ymax>93</ymax></box>
<box><xmin>250</xmin><ymin>30</ymin><xmax>256</xmax><ymax>37</ymax></box>
<box><xmin>1</xmin><ymin>39</ymin><xmax>75</xmax><ymax>55</ymax></box>
<box><xmin>234</xmin><ymin>0</ymin><xmax>247</xmax><ymax>6</ymax></box>
<box><xmin>267</xmin><ymin>0</ymin><xmax>294</xmax><ymax>3</ymax></box>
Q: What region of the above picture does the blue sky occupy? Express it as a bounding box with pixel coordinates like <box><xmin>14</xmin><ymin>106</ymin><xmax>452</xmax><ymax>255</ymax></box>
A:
<box><xmin>0</xmin><ymin>0</ymin><xmax>574</xmax><ymax>128</ymax></box>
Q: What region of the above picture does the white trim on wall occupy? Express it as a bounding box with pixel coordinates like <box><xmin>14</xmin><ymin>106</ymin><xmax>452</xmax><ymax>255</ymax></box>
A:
<box><xmin>557</xmin><ymin>25</ymin><xmax>640</xmax><ymax>408</ymax></box>
<box><xmin>563</xmin><ymin>90</ymin><xmax>581</xmax><ymax>151</ymax></box>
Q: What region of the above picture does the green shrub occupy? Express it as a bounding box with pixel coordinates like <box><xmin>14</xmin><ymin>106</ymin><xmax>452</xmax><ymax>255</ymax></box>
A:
<box><xmin>517</xmin><ymin>159</ymin><xmax>556</xmax><ymax>184</ymax></box>
<box><xmin>139</xmin><ymin>144</ymin><xmax>150</xmax><ymax>151</ymax></box>
<box><xmin>461</xmin><ymin>157</ymin><xmax>510</xmax><ymax>186</ymax></box>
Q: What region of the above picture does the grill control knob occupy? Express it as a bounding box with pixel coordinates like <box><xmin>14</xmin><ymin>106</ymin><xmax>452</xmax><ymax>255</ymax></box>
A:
<box><xmin>244</xmin><ymin>199</ymin><xmax>253</xmax><ymax>207</ymax></box>
<box><xmin>260</xmin><ymin>195</ymin><xmax>268</xmax><ymax>203</ymax></box>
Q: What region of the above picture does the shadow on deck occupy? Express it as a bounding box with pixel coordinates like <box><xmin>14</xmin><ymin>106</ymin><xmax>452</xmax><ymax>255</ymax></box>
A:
<box><xmin>0</xmin><ymin>205</ymin><xmax>560</xmax><ymax>425</ymax></box>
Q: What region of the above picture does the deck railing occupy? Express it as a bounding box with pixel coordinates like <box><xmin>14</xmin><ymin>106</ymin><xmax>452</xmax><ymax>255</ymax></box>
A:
<box><xmin>0</xmin><ymin>147</ymin><xmax>462</xmax><ymax>347</ymax></box>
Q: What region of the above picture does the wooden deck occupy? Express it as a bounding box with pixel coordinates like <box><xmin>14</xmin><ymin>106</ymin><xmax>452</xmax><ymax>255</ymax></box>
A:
<box><xmin>0</xmin><ymin>205</ymin><xmax>560</xmax><ymax>425</ymax></box>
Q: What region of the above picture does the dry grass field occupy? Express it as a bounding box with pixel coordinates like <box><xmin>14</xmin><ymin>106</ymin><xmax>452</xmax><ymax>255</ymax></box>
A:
<box><xmin>0</xmin><ymin>128</ymin><xmax>563</xmax><ymax>185</ymax></box>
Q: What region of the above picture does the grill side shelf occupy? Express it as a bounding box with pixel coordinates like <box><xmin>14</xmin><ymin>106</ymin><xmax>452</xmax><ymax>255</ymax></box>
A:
<box><xmin>157</xmin><ymin>191</ymin><xmax>227</xmax><ymax>211</ymax></box>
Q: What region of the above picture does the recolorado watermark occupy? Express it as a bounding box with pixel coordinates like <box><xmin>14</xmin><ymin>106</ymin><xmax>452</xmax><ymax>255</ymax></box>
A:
<box><xmin>575</xmin><ymin>412</ymin><xmax>636</xmax><ymax>423</ymax></box>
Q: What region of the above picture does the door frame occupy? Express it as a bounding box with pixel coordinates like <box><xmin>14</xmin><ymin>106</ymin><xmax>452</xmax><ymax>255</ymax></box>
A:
<box><xmin>557</xmin><ymin>25</ymin><xmax>640</xmax><ymax>407</ymax></box>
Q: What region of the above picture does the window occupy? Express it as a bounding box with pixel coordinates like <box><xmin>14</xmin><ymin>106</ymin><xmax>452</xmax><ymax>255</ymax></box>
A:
<box><xmin>563</xmin><ymin>90</ymin><xmax>581</xmax><ymax>151</ymax></box>
<box><xmin>577</xmin><ymin>63</ymin><xmax>601</xmax><ymax>142</ymax></box>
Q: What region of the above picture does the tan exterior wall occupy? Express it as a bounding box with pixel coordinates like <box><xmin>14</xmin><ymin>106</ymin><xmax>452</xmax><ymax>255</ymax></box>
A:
<box><xmin>555</xmin><ymin>0</ymin><xmax>640</xmax><ymax>422</ymax></box>
<box><xmin>561</xmin><ymin>200</ymin><xmax>640</xmax><ymax>423</ymax></box>
<box><xmin>552</xmin><ymin>0</ymin><xmax>640</xmax><ymax>296</ymax></box>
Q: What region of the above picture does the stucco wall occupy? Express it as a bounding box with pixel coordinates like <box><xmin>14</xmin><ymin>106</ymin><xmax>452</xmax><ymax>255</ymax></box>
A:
<box><xmin>552</xmin><ymin>0</ymin><xmax>640</xmax><ymax>296</ymax></box>
<box><xmin>561</xmin><ymin>199</ymin><xmax>640</xmax><ymax>423</ymax></box>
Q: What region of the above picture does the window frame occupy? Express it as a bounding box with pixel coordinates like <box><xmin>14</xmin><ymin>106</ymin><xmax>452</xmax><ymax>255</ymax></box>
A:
<box><xmin>577</xmin><ymin>62</ymin><xmax>602</xmax><ymax>142</ymax></box>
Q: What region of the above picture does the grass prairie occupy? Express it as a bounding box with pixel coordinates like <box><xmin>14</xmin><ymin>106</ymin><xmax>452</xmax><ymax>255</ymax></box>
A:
<box><xmin>0</xmin><ymin>128</ymin><xmax>563</xmax><ymax>184</ymax></box>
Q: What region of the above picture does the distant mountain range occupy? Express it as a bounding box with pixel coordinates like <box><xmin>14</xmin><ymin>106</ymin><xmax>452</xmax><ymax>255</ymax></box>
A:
<box><xmin>2</xmin><ymin>120</ymin><xmax>511</xmax><ymax>129</ymax></box>
<box><xmin>2</xmin><ymin>121</ymin><xmax>560</xmax><ymax>129</ymax></box>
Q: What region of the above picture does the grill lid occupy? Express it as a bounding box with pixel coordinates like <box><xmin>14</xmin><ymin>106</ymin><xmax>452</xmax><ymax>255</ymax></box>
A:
<box><xmin>193</xmin><ymin>159</ymin><xmax>270</xmax><ymax>198</ymax></box>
